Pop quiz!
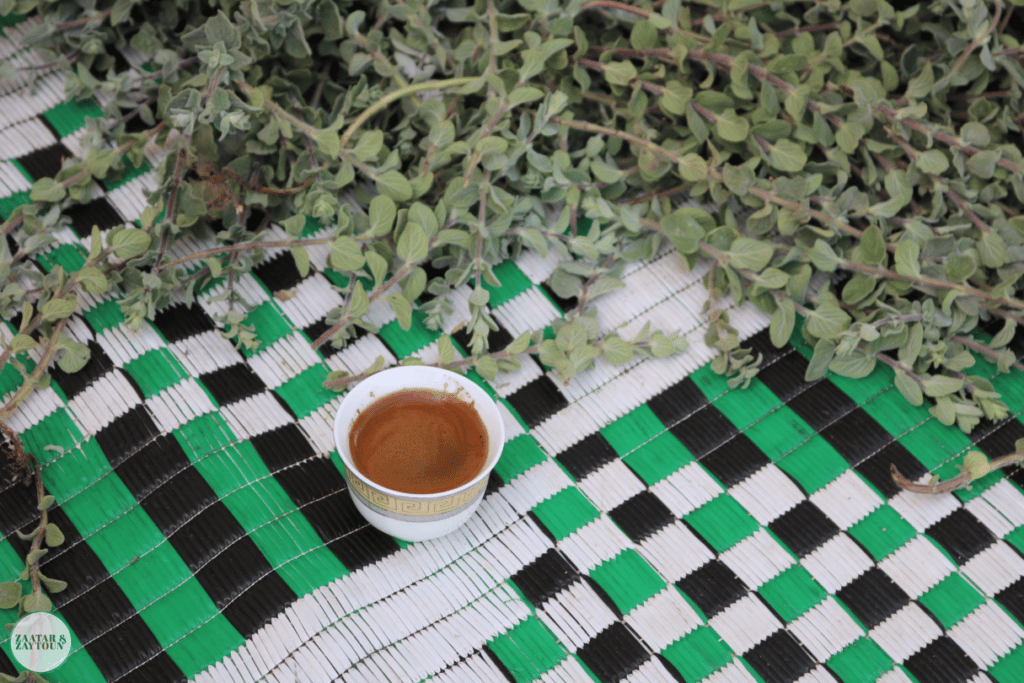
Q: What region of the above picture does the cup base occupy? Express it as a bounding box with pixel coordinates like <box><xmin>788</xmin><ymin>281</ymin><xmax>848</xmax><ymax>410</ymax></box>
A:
<box><xmin>348</xmin><ymin>488</ymin><xmax>485</xmax><ymax>542</ymax></box>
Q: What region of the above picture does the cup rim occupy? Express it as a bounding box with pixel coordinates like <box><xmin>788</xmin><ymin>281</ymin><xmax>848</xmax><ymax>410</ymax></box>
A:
<box><xmin>333</xmin><ymin>366</ymin><xmax>505</xmax><ymax>500</ymax></box>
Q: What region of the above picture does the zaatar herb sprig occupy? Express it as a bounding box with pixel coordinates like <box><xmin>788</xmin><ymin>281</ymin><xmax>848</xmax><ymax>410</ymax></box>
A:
<box><xmin>0</xmin><ymin>0</ymin><xmax>1023</xmax><ymax>441</ymax></box>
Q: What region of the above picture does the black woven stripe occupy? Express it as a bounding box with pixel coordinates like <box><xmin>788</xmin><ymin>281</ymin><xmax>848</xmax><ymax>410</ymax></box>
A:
<box><xmin>198</xmin><ymin>364</ymin><xmax>267</xmax><ymax>407</ymax></box>
<box><xmin>784</xmin><ymin>380</ymin><xmax>858</xmax><ymax>432</ymax></box>
<box><xmin>608</xmin><ymin>491</ymin><xmax>674</xmax><ymax>544</ymax></box>
<box><xmin>745</xmin><ymin>329</ymin><xmax>793</xmax><ymax>365</ymax></box>
<box><xmin>575</xmin><ymin>622</ymin><xmax>649</xmax><ymax>683</ymax></box>
<box><xmin>118</xmin><ymin>652</ymin><xmax>187</xmax><ymax>683</ymax></box>
<box><xmin>6</xmin><ymin>510</ymin><xmax>185</xmax><ymax>683</ymax></box>
<box><xmin>17</xmin><ymin>142</ymin><xmax>69</xmax><ymax>180</ymax></box>
<box><xmin>744</xmin><ymin>629</ymin><xmax>816</xmax><ymax>683</ymax></box>
<box><xmin>836</xmin><ymin>567</ymin><xmax>909</xmax><ymax>630</ymax></box>
<box><xmin>646</xmin><ymin>377</ymin><xmax>707</xmax><ymax>427</ymax></box>
<box><xmin>996</xmin><ymin>577</ymin><xmax>1024</xmax><ymax>625</ymax></box>
<box><xmin>49</xmin><ymin>340</ymin><xmax>114</xmax><ymax>400</ymax></box>
<box><xmin>819</xmin><ymin>408</ymin><xmax>897</xmax><ymax>466</ymax></box>
<box><xmin>301</xmin><ymin>318</ymin><xmax>368</xmax><ymax>358</ymax></box>
<box><xmin>326</xmin><ymin>525</ymin><xmax>401</xmax><ymax>572</ymax></box>
<box><xmin>510</xmin><ymin>548</ymin><xmax>580</xmax><ymax>609</ymax></box>
<box><xmin>699</xmin><ymin>434</ymin><xmax>771</xmax><ymax>488</ymax></box>
<box><xmin>252</xmin><ymin>252</ymin><xmax>307</xmax><ymax>292</ymax></box>
<box><xmin>273</xmin><ymin>459</ymin><xmax>366</xmax><ymax>549</ymax></box>
<box><xmin>152</xmin><ymin>304</ymin><xmax>218</xmax><ymax>344</ymax></box>
<box><xmin>556</xmin><ymin>432</ymin><xmax>618</xmax><ymax>480</ymax></box>
<box><xmin>670</xmin><ymin>405</ymin><xmax>739</xmax><ymax>460</ymax></box>
<box><xmin>505</xmin><ymin>376</ymin><xmax>568</xmax><ymax>428</ymax></box>
<box><xmin>64</xmin><ymin>197</ymin><xmax>125</xmax><ymax>237</ymax></box>
<box><xmin>0</xmin><ymin>650</ymin><xmax>14</xmax><ymax>679</ymax></box>
<box><xmin>217</xmin><ymin>568</ymin><xmax>297</xmax><ymax>639</ymax></box>
<box><xmin>169</xmin><ymin>500</ymin><xmax>248</xmax><ymax>571</ymax></box>
<box><xmin>92</xmin><ymin>404</ymin><xmax>160</xmax><ymax>469</ymax></box>
<box><xmin>249</xmin><ymin>423</ymin><xmax>316</xmax><ymax>473</ymax></box>
<box><xmin>975</xmin><ymin>417</ymin><xmax>1024</xmax><ymax>458</ymax></box>
<box><xmin>925</xmin><ymin>508</ymin><xmax>997</xmax><ymax>565</ymax></box>
<box><xmin>768</xmin><ymin>500</ymin><xmax>840</xmax><ymax>558</ymax></box>
<box><xmin>675</xmin><ymin>559</ymin><xmax>748</xmax><ymax>620</ymax></box>
<box><xmin>116</xmin><ymin>434</ymin><xmax>192</xmax><ymax>500</ymax></box>
<box><xmin>903</xmin><ymin>636</ymin><xmax>978</xmax><ymax>683</ymax></box>
<box><xmin>856</xmin><ymin>441</ymin><xmax>927</xmax><ymax>499</ymax></box>
<box><xmin>452</xmin><ymin>319</ymin><xmax>514</xmax><ymax>357</ymax></box>
<box><xmin>756</xmin><ymin>352</ymin><xmax>812</xmax><ymax>403</ymax></box>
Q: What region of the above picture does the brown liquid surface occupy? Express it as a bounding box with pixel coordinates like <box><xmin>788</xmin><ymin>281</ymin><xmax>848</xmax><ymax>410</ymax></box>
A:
<box><xmin>349</xmin><ymin>389</ymin><xmax>488</xmax><ymax>495</ymax></box>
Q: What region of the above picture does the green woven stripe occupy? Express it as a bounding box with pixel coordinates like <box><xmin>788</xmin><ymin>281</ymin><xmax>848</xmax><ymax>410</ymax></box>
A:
<box><xmin>744</xmin><ymin>405</ymin><xmax>816</xmax><ymax>462</ymax></box>
<box><xmin>599</xmin><ymin>404</ymin><xmax>665</xmax><ymax>454</ymax></box>
<box><xmin>684</xmin><ymin>494</ymin><xmax>758</xmax><ymax>553</ymax></box>
<box><xmin>81</xmin><ymin>298</ymin><xmax>126</xmax><ymax>330</ymax></box>
<box><xmin>704</xmin><ymin>377</ymin><xmax>785</xmax><ymax>431</ymax></box>
<box><xmin>847</xmin><ymin>505</ymin><xmax>917</xmax><ymax>562</ymax></box>
<box><xmin>143</xmin><ymin>580</ymin><xmax>239</xmax><ymax>665</ymax></box>
<box><xmin>918</xmin><ymin>573</ymin><xmax>986</xmax><ymax>630</ymax></box>
<box><xmin>530</xmin><ymin>488</ymin><xmax>599</xmax><ymax>541</ymax></box>
<box><xmin>776</xmin><ymin>436</ymin><xmax>850</xmax><ymax>493</ymax></box>
<box><xmin>0</xmin><ymin>191</ymin><xmax>30</xmax><ymax>220</ymax></box>
<box><xmin>43</xmin><ymin>98</ymin><xmax>103</xmax><ymax>137</ymax></box>
<box><xmin>826</xmin><ymin>638</ymin><xmax>895</xmax><ymax>683</ymax></box>
<box><xmin>494</xmin><ymin>434</ymin><xmax>547</xmax><ymax>483</ymax></box>
<box><xmin>990</xmin><ymin>645</ymin><xmax>1024</xmax><ymax>683</ymax></box>
<box><xmin>274</xmin><ymin>364</ymin><xmax>334</xmax><ymax>419</ymax></box>
<box><xmin>661</xmin><ymin>625</ymin><xmax>734</xmax><ymax>681</ymax></box>
<box><xmin>123</xmin><ymin>349</ymin><xmax>190</xmax><ymax>399</ymax></box>
<box><xmin>58</xmin><ymin>475</ymin><xmax>135</xmax><ymax>538</ymax></box>
<box><xmin>377</xmin><ymin>311</ymin><xmax>438</xmax><ymax>358</ymax></box>
<box><xmin>484</xmin><ymin>260</ymin><xmax>535</xmax><ymax>308</ymax></box>
<box><xmin>757</xmin><ymin>565</ymin><xmax>827</xmax><ymax>622</ymax></box>
<box><xmin>37</xmin><ymin>243</ymin><xmax>86</xmax><ymax>273</ymax></box>
<box><xmin>589</xmin><ymin>549</ymin><xmax>665</xmax><ymax>614</ymax></box>
<box><xmin>621</xmin><ymin>431</ymin><xmax>693</xmax><ymax>486</ymax></box>
<box><xmin>240</xmin><ymin>302</ymin><xmax>293</xmax><ymax>357</ymax></box>
<box><xmin>20</xmin><ymin>408</ymin><xmax>82</xmax><ymax>457</ymax></box>
<box><xmin>487</xmin><ymin>616</ymin><xmax>568</xmax><ymax>683</ymax></box>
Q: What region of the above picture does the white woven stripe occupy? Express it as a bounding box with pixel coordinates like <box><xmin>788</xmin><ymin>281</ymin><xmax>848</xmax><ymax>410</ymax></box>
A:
<box><xmin>275</xmin><ymin>274</ymin><xmax>345</xmax><ymax>329</ymax></box>
<box><xmin>968</xmin><ymin>480</ymin><xmax>1024</xmax><ymax>537</ymax></box>
<box><xmin>888</xmin><ymin>488</ymin><xmax>960</xmax><ymax>532</ymax></box>
<box><xmin>623</xmin><ymin>657</ymin><xmax>678</xmax><ymax>683</ymax></box>
<box><xmin>650</xmin><ymin>464</ymin><xmax>724</xmax><ymax>517</ymax></box>
<box><xmin>247</xmin><ymin>332</ymin><xmax>321</xmax><ymax>388</ymax></box>
<box><xmin>146</xmin><ymin>378</ymin><xmax>216</xmax><ymax>432</ymax></box>
<box><xmin>638</xmin><ymin>521</ymin><xmax>715</xmax><ymax>583</ymax></box>
<box><xmin>536</xmin><ymin>579</ymin><xmax>617</xmax><ymax>650</ymax></box>
<box><xmin>948</xmin><ymin>601</ymin><xmax>1024</xmax><ymax>667</ymax></box>
<box><xmin>65</xmin><ymin>369</ymin><xmax>140</xmax><ymax>433</ymax></box>
<box><xmin>575</xmin><ymin>459</ymin><xmax>645</xmax><ymax>512</ymax></box>
<box><xmin>705</xmin><ymin>660</ymin><xmax>761</xmax><ymax>683</ymax></box>
<box><xmin>297</xmin><ymin>401</ymin><xmax>341</xmax><ymax>456</ymax></box>
<box><xmin>3</xmin><ymin>385</ymin><xmax>63</xmax><ymax>432</ymax></box>
<box><xmin>0</xmin><ymin>159</ymin><xmax>30</xmax><ymax>192</ymax></box>
<box><xmin>624</xmin><ymin>586</ymin><xmax>702</xmax><ymax>651</ymax></box>
<box><xmin>220</xmin><ymin>391</ymin><xmax>293</xmax><ymax>439</ymax></box>
<box><xmin>720</xmin><ymin>528</ymin><xmax>795</xmax><ymax>589</ymax></box>
<box><xmin>496</xmin><ymin>458</ymin><xmax>574</xmax><ymax>516</ymax></box>
<box><xmin>557</xmin><ymin>515</ymin><xmax>633</xmax><ymax>572</ymax></box>
<box><xmin>789</xmin><ymin>596</ymin><xmax>864</xmax><ymax>661</ymax></box>
<box><xmin>963</xmin><ymin>541</ymin><xmax>1024</xmax><ymax>596</ymax></box>
<box><xmin>514</xmin><ymin>247</ymin><xmax>561</xmax><ymax>284</ymax></box>
<box><xmin>324</xmin><ymin>333</ymin><xmax>396</xmax><ymax>376</ymax></box>
<box><xmin>728</xmin><ymin>464</ymin><xmax>804</xmax><ymax>525</ymax></box>
<box><xmin>0</xmin><ymin>115</ymin><xmax>56</xmax><ymax>159</ymax></box>
<box><xmin>880</xmin><ymin>536</ymin><xmax>958</xmax><ymax>599</ymax></box>
<box><xmin>802</xmin><ymin>533</ymin><xmax>874</xmax><ymax>593</ymax></box>
<box><xmin>708</xmin><ymin>594</ymin><xmax>782</xmax><ymax>654</ymax></box>
<box><xmin>103</xmin><ymin>172</ymin><xmax>153</xmax><ymax>222</ymax></box>
<box><xmin>492</xmin><ymin>287</ymin><xmax>561</xmax><ymax>336</ymax></box>
<box><xmin>809</xmin><ymin>470</ymin><xmax>884</xmax><ymax>530</ymax></box>
<box><xmin>870</xmin><ymin>604</ymin><xmax>943</xmax><ymax>663</ymax></box>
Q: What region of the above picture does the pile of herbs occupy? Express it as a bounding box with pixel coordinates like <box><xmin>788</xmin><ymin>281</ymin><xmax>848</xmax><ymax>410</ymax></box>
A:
<box><xmin>1</xmin><ymin>0</ymin><xmax>1024</xmax><ymax>492</ymax></box>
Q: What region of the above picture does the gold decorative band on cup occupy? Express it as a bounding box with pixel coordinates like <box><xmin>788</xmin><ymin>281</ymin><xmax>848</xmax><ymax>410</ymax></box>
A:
<box><xmin>347</xmin><ymin>473</ymin><xmax>487</xmax><ymax>518</ymax></box>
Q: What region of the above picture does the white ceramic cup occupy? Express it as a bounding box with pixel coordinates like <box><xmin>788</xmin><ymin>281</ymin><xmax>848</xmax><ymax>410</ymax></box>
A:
<box><xmin>333</xmin><ymin>366</ymin><xmax>505</xmax><ymax>542</ymax></box>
